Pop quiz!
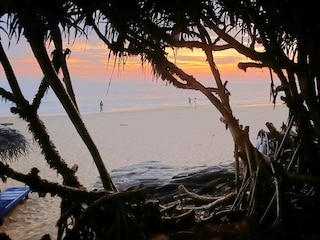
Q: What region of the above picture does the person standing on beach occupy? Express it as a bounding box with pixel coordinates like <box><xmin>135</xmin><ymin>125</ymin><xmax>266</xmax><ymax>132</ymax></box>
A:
<box><xmin>100</xmin><ymin>100</ymin><xmax>103</xmax><ymax>112</ymax></box>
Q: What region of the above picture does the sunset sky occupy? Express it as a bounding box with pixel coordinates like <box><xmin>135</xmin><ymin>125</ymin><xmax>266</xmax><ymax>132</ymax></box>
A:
<box><xmin>0</xmin><ymin>32</ymin><xmax>272</xmax><ymax>85</ymax></box>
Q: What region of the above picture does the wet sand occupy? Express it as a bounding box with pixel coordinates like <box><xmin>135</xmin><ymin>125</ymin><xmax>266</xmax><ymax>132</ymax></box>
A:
<box><xmin>0</xmin><ymin>104</ymin><xmax>288</xmax><ymax>239</ymax></box>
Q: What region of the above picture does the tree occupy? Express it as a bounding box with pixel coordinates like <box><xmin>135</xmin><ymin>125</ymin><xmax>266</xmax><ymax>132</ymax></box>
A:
<box><xmin>0</xmin><ymin>0</ymin><xmax>116</xmax><ymax>191</ymax></box>
<box><xmin>82</xmin><ymin>1</ymin><xmax>320</xmax><ymax>235</ymax></box>
<box><xmin>1</xmin><ymin>0</ymin><xmax>320</xmax><ymax>239</ymax></box>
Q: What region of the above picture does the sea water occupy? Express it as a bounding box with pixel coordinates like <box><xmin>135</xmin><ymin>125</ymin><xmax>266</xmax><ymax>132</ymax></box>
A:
<box><xmin>0</xmin><ymin>79</ymin><xmax>276</xmax><ymax>116</ymax></box>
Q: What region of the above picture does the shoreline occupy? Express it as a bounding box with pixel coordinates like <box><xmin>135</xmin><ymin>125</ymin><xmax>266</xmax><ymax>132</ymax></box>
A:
<box><xmin>0</xmin><ymin>104</ymin><xmax>288</xmax><ymax>239</ymax></box>
<box><xmin>0</xmin><ymin>104</ymin><xmax>289</xmax><ymax>172</ymax></box>
<box><xmin>0</xmin><ymin>101</ymin><xmax>285</xmax><ymax>118</ymax></box>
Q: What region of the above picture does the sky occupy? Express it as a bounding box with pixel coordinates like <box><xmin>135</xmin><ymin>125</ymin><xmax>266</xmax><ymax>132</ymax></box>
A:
<box><xmin>0</xmin><ymin>31</ymin><xmax>273</xmax><ymax>86</ymax></box>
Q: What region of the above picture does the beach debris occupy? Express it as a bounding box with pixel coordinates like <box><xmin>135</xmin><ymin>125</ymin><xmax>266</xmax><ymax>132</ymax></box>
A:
<box><xmin>0</xmin><ymin>187</ymin><xmax>30</xmax><ymax>225</ymax></box>
<box><xmin>0</xmin><ymin>118</ymin><xmax>314</xmax><ymax>240</ymax></box>
<box><xmin>256</xmin><ymin>129</ymin><xmax>268</xmax><ymax>155</ymax></box>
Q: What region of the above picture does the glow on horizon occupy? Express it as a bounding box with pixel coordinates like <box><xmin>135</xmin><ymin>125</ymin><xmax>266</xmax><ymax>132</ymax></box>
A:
<box><xmin>0</xmin><ymin>35</ymin><xmax>273</xmax><ymax>84</ymax></box>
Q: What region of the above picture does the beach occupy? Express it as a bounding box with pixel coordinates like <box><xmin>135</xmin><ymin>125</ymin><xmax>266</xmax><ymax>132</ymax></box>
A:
<box><xmin>0</xmin><ymin>104</ymin><xmax>288</xmax><ymax>239</ymax></box>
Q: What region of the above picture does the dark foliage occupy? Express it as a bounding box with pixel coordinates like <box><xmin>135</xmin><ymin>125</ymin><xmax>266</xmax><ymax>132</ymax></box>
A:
<box><xmin>1</xmin><ymin>0</ymin><xmax>320</xmax><ymax>239</ymax></box>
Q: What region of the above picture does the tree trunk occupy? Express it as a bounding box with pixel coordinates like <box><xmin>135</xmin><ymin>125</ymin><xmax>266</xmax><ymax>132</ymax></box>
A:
<box><xmin>25</xmin><ymin>34</ymin><xmax>116</xmax><ymax>192</ymax></box>
<box><xmin>0</xmin><ymin>39</ymin><xmax>81</xmax><ymax>187</ymax></box>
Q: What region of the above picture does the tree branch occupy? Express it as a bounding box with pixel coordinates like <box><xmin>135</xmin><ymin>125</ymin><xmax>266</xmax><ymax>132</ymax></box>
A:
<box><xmin>24</xmin><ymin>30</ymin><xmax>116</xmax><ymax>191</ymax></box>
<box><xmin>171</xmin><ymin>40</ymin><xmax>233</xmax><ymax>51</ymax></box>
<box><xmin>204</xmin><ymin>20</ymin><xmax>262</xmax><ymax>61</ymax></box>
<box><xmin>0</xmin><ymin>39</ymin><xmax>28</xmax><ymax>107</ymax></box>
<box><xmin>238</xmin><ymin>62</ymin><xmax>268</xmax><ymax>72</ymax></box>
<box><xmin>0</xmin><ymin>161</ymin><xmax>144</xmax><ymax>203</ymax></box>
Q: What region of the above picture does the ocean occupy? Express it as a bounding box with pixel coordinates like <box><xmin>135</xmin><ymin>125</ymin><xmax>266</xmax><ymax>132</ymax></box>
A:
<box><xmin>0</xmin><ymin>78</ymin><xmax>290</xmax><ymax>239</ymax></box>
<box><xmin>0</xmin><ymin>79</ymin><xmax>276</xmax><ymax>116</ymax></box>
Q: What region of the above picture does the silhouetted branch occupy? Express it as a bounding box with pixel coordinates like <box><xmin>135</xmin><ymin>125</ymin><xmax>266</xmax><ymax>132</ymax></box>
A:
<box><xmin>25</xmin><ymin>27</ymin><xmax>116</xmax><ymax>191</ymax></box>
<box><xmin>0</xmin><ymin>160</ymin><xmax>143</xmax><ymax>202</ymax></box>
<box><xmin>238</xmin><ymin>62</ymin><xmax>268</xmax><ymax>72</ymax></box>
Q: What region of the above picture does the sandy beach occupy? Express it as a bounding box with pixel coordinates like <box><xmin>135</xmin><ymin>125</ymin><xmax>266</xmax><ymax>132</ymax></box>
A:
<box><xmin>0</xmin><ymin>104</ymin><xmax>288</xmax><ymax>239</ymax></box>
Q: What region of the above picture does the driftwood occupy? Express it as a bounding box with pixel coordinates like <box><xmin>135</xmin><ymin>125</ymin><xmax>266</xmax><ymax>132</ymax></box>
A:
<box><xmin>144</xmin><ymin>120</ymin><xmax>316</xmax><ymax>240</ymax></box>
<box><xmin>0</xmin><ymin>119</ymin><xmax>317</xmax><ymax>240</ymax></box>
<box><xmin>178</xmin><ymin>184</ymin><xmax>218</xmax><ymax>202</ymax></box>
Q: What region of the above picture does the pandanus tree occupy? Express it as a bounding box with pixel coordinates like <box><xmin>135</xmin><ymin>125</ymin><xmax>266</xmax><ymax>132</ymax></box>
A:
<box><xmin>80</xmin><ymin>0</ymin><xmax>320</xmax><ymax>235</ymax></box>
<box><xmin>1</xmin><ymin>0</ymin><xmax>320</xmax><ymax>239</ymax></box>
<box><xmin>0</xmin><ymin>0</ymin><xmax>116</xmax><ymax>191</ymax></box>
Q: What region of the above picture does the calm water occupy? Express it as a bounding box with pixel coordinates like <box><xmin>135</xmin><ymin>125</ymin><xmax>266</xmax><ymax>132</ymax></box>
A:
<box><xmin>0</xmin><ymin>79</ymin><xmax>276</xmax><ymax>116</ymax></box>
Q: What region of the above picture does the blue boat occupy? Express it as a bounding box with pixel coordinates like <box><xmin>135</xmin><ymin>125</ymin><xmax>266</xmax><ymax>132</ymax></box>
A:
<box><xmin>0</xmin><ymin>187</ymin><xmax>30</xmax><ymax>224</ymax></box>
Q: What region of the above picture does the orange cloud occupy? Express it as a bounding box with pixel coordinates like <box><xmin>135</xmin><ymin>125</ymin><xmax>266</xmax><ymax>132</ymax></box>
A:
<box><xmin>1</xmin><ymin>33</ymin><xmax>270</xmax><ymax>83</ymax></box>
<box><xmin>61</xmin><ymin>34</ymin><xmax>267</xmax><ymax>82</ymax></box>
<box><xmin>165</xmin><ymin>48</ymin><xmax>246</xmax><ymax>79</ymax></box>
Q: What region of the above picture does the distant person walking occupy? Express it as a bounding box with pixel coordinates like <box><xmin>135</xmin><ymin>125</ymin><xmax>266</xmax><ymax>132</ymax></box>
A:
<box><xmin>194</xmin><ymin>97</ymin><xmax>197</xmax><ymax>108</ymax></box>
<box><xmin>100</xmin><ymin>100</ymin><xmax>103</xmax><ymax>112</ymax></box>
<box><xmin>188</xmin><ymin>97</ymin><xmax>192</xmax><ymax>106</ymax></box>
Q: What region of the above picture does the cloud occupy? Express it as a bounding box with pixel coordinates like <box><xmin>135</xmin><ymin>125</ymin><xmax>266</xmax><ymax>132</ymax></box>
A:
<box><xmin>1</xmin><ymin>32</ymin><xmax>269</xmax><ymax>84</ymax></box>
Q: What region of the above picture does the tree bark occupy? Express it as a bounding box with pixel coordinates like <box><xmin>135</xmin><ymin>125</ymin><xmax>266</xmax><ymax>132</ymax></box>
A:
<box><xmin>0</xmin><ymin>39</ymin><xmax>81</xmax><ymax>187</ymax></box>
<box><xmin>25</xmin><ymin>33</ymin><xmax>116</xmax><ymax>191</ymax></box>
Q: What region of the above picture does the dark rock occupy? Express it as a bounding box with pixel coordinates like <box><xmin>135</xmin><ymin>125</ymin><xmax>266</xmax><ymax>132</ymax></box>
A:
<box><xmin>103</xmin><ymin>161</ymin><xmax>236</xmax><ymax>203</ymax></box>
